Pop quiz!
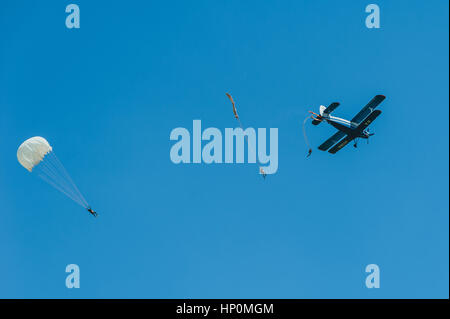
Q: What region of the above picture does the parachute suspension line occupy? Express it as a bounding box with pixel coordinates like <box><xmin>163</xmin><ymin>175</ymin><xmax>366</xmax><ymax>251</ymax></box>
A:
<box><xmin>226</xmin><ymin>93</ymin><xmax>266</xmax><ymax>178</ymax></box>
<box><xmin>34</xmin><ymin>151</ymin><xmax>88</xmax><ymax>208</ymax></box>
<box><xmin>53</xmin><ymin>153</ymin><xmax>88</xmax><ymax>208</ymax></box>
<box><xmin>302</xmin><ymin>115</ymin><xmax>313</xmax><ymax>157</ymax></box>
<box><xmin>36</xmin><ymin>159</ymin><xmax>85</xmax><ymax>207</ymax></box>
<box><xmin>237</xmin><ymin>110</ymin><xmax>266</xmax><ymax>178</ymax></box>
<box><xmin>46</xmin><ymin>152</ymin><xmax>88</xmax><ymax>207</ymax></box>
<box><xmin>48</xmin><ymin>152</ymin><xmax>88</xmax><ymax>207</ymax></box>
<box><xmin>39</xmin><ymin>155</ymin><xmax>80</xmax><ymax>201</ymax></box>
<box><xmin>39</xmin><ymin>160</ymin><xmax>87</xmax><ymax>208</ymax></box>
<box><xmin>37</xmin><ymin>159</ymin><xmax>79</xmax><ymax>200</ymax></box>
<box><xmin>37</xmin><ymin>173</ymin><xmax>86</xmax><ymax>207</ymax></box>
<box><xmin>236</xmin><ymin>118</ymin><xmax>244</xmax><ymax>131</ymax></box>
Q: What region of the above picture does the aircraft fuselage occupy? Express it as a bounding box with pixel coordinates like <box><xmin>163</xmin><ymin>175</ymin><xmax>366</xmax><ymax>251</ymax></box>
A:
<box><xmin>326</xmin><ymin>116</ymin><xmax>370</xmax><ymax>138</ymax></box>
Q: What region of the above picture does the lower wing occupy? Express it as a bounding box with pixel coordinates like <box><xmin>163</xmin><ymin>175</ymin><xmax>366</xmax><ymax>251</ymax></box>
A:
<box><xmin>318</xmin><ymin>131</ymin><xmax>346</xmax><ymax>151</ymax></box>
<box><xmin>328</xmin><ymin>135</ymin><xmax>355</xmax><ymax>154</ymax></box>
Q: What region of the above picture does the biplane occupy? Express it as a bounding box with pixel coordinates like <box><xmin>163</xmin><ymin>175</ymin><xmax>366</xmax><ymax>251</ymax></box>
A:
<box><xmin>310</xmin><ymin>95</ymin><xmax>385</xmax><ymax>154</ymax></box>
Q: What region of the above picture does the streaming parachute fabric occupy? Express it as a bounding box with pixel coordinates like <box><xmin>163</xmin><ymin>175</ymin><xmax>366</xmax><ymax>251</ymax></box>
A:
<box><xmin>17</xmin><ymin>137</ymin><xmax>89</xmax><ymax>208</ymax></box>
<box><xmin>226</xmin><ymin>93</ymin><xmax>266</xmax><ymax>178</ymax></box>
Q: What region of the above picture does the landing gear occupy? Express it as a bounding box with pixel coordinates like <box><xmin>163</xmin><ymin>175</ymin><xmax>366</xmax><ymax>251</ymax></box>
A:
<box><xmin>353</xmin><ymin>138</ymin><xmax>358</xmax><ymax>148</ymax></box>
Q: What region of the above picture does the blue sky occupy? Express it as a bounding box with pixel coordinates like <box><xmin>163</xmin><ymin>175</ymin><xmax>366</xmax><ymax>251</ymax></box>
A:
<box><xmin>0</xmin><ymin>0</ymin><xmax>448</xmax><ymax>298</ymax></box>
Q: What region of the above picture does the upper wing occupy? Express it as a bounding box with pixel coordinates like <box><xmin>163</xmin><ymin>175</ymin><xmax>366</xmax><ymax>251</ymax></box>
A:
<box><xmin>356</xmin><ymin>110</ymin><xmax>382</xmax><ymax>131</ymax></box>
<box><xmin>323</xmin><ymin>102</ymin><xmax>340</xmax><ymax>115</ymax></box>
<box><xmin>351</xmin><ymin>95</ymin><xmax>385</xmax><ymax>124</ymax></box>
<box><xmin>318</xmin><ymin>131</ymin><xmax>346</xmax><ymax>151</ymax></box>
<box><xmin>328</xmin><ymin>135</ymin><xmax>355</xmax><ymax>154</ymax></box>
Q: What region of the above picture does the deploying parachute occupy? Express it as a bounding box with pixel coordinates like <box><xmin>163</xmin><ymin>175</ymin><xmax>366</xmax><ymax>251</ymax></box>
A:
<box><xmin>17</xmin><ymin>137</ymin><xmax>96</xmax><ymax>216</ymax></box>
<box><xmin>226</xmin><ymin>93</ymin><xmax>266</xmax><ymax>179</ymax></box>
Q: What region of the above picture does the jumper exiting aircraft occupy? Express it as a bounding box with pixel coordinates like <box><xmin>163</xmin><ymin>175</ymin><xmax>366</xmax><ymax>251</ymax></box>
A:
<box><xmin>310</xmin><ymin>95</ymin><xmax>386</xmax><ymax>154</ymax></box>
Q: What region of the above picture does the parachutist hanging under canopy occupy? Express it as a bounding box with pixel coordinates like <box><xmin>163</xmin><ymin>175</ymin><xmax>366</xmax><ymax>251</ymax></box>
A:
<box><xmin>17</xmin><ymin>136</ymin><xmax>92</xmax><ymax>215</ymax></box>
<box><xmin>87</xmin><ymin>207</ymin><xmax>98</xmax><ymax>217</ymax></box>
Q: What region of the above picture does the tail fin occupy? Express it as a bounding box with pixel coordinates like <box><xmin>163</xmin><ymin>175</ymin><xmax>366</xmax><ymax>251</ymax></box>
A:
<box><xmin>319</xmin><ymin>105</ymin><xmax>326</xmax><ymax>116</ymax></box>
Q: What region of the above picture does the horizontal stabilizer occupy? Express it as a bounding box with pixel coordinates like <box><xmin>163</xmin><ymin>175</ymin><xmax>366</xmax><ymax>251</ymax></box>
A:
<box><xmin>323</xmin><ymin>102</ymin><xmax>340</xmax><ymax>115</ymax></box>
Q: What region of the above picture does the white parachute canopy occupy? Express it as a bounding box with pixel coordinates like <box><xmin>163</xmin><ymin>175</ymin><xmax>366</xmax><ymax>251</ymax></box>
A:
<box><xmin>17</xmin><ymin>137</ymin><xmax>89</xmax><ymax>208</ymax></box>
